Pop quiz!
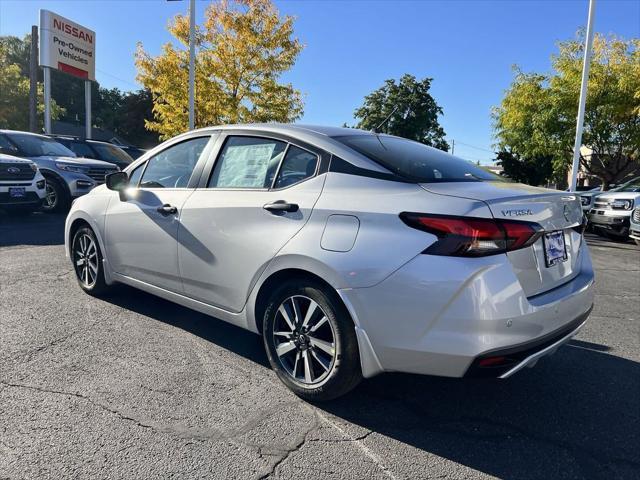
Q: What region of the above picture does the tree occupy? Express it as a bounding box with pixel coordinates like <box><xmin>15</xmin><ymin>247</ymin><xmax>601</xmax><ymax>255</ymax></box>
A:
<box><xmin>353</xmin><ymin>74</ymin><xmax>449</xmax><ymax>151</ymax></box>
<box><xmin>135</xmin><ymin>0</ymin><xmax>304</xmax><ymax>139</ymax></box>
<box><xmin>493</xmin><ymin>32</ymin><xmax>640</xmax><ymax>189</ymax></box>
<box><xmin>495</xmin><ymin>150</ymin><xmax>553</xmax><ymax>186</ymax></box>
<box><xmin>0</xmin><ymin>43</ymin><xmax>63</xmax><ymax>130</ymax></box>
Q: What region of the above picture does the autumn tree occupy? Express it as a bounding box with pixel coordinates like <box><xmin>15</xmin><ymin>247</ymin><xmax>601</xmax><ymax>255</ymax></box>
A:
<box><xmin>353</xmin><ymin>74</ymin><xmax>449</xmax><ymax>151</ymax></box>
<box><xmin>135</xmin><ymin>0</ymin><xmax>304</xmax><ymax>139</ymax></box>
<box><xmin>493</xmin><ymin>33</ymin><xmax>640</xmax><ymax>189</ymax></box>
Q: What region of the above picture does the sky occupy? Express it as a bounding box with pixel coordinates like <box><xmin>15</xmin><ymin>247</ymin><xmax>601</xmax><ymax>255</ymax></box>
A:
<box><xmin>0</xmin><ymin>0</ymin><xmax>638</xmax><ymax>163</ymax></box>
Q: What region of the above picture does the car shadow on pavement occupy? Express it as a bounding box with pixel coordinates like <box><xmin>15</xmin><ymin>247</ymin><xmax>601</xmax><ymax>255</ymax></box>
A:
<box><xmin>105</xmin><ymin>285</ymin><xmax>271</xmax><ymax>368</ymax></box>
<box><xmin>105</xmin><ymin>284</ymin><xmax>639</xmax><ymax>479</ymax></box>
<box><xmin>319</xmin><ymin>347</ymin><xmax>640</xmax><ymax>479</ymax></box>
<box><xmin>0</xmin><ymin>212</ymin><xmax>66</xmax><ymax>247</ymax></box>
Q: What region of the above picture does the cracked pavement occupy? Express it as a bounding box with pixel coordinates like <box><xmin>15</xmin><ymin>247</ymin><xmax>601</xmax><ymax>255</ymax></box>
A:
<box><xmin>1</xmin><ymin>213</ymin><xmax>638</xmax><ymax>479</ymax></box>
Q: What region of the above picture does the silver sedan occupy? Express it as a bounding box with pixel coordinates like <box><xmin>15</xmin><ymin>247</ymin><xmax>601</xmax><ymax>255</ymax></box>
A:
<box><xmin>65</xmin><ymin>124</ymin><xmax>594</xmax><ymax>401</ymax></box>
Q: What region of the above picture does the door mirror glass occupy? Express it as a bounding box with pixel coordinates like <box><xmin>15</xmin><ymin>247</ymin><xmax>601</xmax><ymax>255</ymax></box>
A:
<box><xmin>106</xmin><ymin>171</ymin><xmax>129</xmax><ymax>191</ymax></box>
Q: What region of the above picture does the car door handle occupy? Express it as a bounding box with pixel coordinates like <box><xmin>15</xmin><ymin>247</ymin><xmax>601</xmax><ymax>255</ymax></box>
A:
<box><xmin>263</xmin><ymin>200</ymin><xmax>299</xmax><ymax>213</ymax></box>
<box><xmin>157</xmin><ymin>204</ymin><xmax>178</xmax><ymax>216</ymax></box>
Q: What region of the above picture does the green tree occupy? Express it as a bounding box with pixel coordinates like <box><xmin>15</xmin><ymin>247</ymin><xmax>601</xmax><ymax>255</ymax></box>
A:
<box><xmin>135</xmin><ymin>0</ymin><xmax>304</xmax><ymax>139</ymax></box>
<box><xmin>353</xmin><ymin>74</ymin><xmax>449</xmax><ymax>151</ymax></box>
<box><xmin>495</xmin><ymin>150</ymin><xmax>553</xmax><ymax>186</ymax></box>
<box><xmin>0</xmin><ymin>42</ymin><xmax>63</xmax><ymax>131</ymax></box>
<box><xmin>494</xmin><ymin>32</ymin><xmax>640</xmax><ymax>189</ymax></box>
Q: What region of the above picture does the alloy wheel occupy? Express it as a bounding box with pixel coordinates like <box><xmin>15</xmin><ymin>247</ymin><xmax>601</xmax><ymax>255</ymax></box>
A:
<box><xmin>44</xmin><ymin>182</ymin><xmax>57</xmax><ymax>210</ymax></box>
<box><xmin>74</xmin><ymin>233</ymin><xmax>99</xmax><ymax>288</ymax></box>
<box><xmin>272</xmin><ymin>295</ymin><xmax>336</xmax><ymax>385</ymax></box>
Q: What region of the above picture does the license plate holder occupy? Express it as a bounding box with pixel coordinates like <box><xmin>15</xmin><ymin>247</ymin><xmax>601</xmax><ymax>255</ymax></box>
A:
<box><xmin>9</xmin><ymin>187</ymin><xmax>26</xmax><ymax>198</ymax></box>
<box><xmin>543</xmin><ymin>231</ymin><xmax>567</xmax><ymax>267</ymax></box>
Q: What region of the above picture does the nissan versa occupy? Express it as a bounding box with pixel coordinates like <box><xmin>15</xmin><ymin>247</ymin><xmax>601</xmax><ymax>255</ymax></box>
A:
<box><xmin>64</xmin><ymin>124</ymin><xmax>594</xmax><ymax>401</ymax></box>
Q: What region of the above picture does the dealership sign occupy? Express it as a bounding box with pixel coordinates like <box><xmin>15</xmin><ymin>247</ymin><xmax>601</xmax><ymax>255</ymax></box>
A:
<box><xmin>39</xmin><ymin>10</ymin><xmax>95</xmax><ymax>81</ymax></box>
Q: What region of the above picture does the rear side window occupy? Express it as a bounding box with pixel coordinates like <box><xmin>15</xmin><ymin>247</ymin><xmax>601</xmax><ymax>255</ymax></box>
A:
<box><xmin>274</xmin><ymin>145</ymin><xmax>318</xmax><ymax>189</ymax></box>
<box><xmin>333</xmin><ymin>134</ymin><xmax>504</xmax><ymax>183</ymax></box>
<box><xmin>140</xmin><ymin>136</ymin><xmax>210</xmax><ymax>188</ymax></box>
<box><xmin>208</xmin><ymin>136</ymin><xmax>286</xmax><ymax>189</ymax></box>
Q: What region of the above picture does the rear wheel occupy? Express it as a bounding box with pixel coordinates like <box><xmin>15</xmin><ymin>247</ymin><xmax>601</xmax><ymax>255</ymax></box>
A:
<box><xmin>42</xmin><ymin>176</ymin><xmax>70</xmax><ymax>213</ymax></box>
<box><xmin>71</xmin><ymin>226</ymin><xmax>110</xmax><ymax>296</ymax></box>
<box><xmin>263</xmin><ymin>280</ymin><xmax>362</xmax><ymax>402</ymax></box>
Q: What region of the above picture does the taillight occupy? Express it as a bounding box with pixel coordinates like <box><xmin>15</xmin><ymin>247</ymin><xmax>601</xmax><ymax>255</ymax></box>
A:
<box><xmin>400</xmin><ymin>213</ymin><xmax>543</xmax><ymax>257</ymax></box>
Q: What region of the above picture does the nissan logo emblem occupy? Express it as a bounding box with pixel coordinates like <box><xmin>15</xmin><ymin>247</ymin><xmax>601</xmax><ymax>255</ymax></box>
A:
<box><xmin>7</xmin><ymin>167</ymin><xmax>20</xmax><ymax>174</ymax></box>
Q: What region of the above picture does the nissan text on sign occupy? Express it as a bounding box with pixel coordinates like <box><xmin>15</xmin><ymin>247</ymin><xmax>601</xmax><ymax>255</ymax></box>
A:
<box><xmin>39</xmin><ymin>10</ymin><xmax>95</xmax><ymax>80</ymax></box>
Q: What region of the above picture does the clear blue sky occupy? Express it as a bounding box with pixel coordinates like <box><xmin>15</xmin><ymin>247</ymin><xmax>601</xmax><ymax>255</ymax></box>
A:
<box><xmin>0</xmin><ymin>0</ymin><xmax>637</xmax><ymax>163</ymax></box>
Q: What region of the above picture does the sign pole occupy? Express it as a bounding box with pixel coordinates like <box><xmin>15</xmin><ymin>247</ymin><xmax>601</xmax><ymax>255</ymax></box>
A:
<box><xmin>43</xmin><ymin>66</ymin><xmax>52</xmax><ymax>134</ymax></box>
<box><xmin>188</xmin><ymin>0</ymin><xmax>195</xmax><ymax>130</ymax></box>
<box><xmin>85</xmin><ymin>80</ymin><xmax>92</xmax><ymax>139</ymax></box>
<box><xmin>569</xmin><ymin>0</ymin><xmax>596</xmax><ymax>192</ymax></box>
<box><xmin>29</xmin><ymin>25</ymin><xmax>39</xmax><ymax>133</ymax></box>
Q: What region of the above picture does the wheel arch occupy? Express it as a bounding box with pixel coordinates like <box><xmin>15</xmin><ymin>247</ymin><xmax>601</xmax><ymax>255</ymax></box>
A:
<box><xmin>39</xmin><ymin>168</ymin><xmax>72</xmax><ymax>197</ymax></box>
<box><xmin>249</xmin><ymin>263</ymin><xmax>384</xmax><ymax>379</ymax></box>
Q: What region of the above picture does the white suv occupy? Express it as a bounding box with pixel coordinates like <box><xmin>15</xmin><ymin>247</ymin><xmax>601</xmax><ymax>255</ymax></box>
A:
<box><xmin>588</xmin><ymin>177</ymin><xmax>640</xmax><ymax>239</ymax></box>
<box><xmin>0</xmin><ymin>153</ymin><xmax>46</xmax><ymax>213</ymax></box>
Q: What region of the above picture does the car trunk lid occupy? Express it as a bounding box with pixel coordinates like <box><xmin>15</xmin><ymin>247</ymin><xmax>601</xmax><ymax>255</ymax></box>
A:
<box><xmin>420</xmin><ymin>181</ymin><xmax>585</xmax><ymax>297</ymax></box>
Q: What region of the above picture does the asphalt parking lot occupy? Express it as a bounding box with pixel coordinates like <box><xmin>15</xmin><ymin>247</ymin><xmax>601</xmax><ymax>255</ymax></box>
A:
<box><xmin>1</xmin><ymin>213</ymin><xmax>638</xmax><ymax>480</ymax></box>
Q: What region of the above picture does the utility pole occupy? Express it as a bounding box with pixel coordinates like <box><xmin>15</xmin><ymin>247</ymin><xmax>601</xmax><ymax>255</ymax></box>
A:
<box><xmin>188</xmin><ymin>0</ymin><xmax>195</xmax><ymax>130</ymax></box>
<box><xmin>569</xmin><ymin>0</ymin><xmax>596</xmax><ymax>192</ymax></box>
<box><xmin>29</xmin><ymin>26</ymin><xmax>38</xmax><ymax>133</ymax></box>
<box><xmin>451</xmin><ymin>139</ymin><xmax>455</xmax><ymax>155</ymax></box>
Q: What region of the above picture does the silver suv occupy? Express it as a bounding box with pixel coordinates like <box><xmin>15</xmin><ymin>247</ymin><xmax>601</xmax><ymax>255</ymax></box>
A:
<box><xmin>0</xmin><ymin>130</ymin><xmax>119</xmax><ymax>212</ymax></box>
<box><xmin>587</xmin><ymin>176</ymin><xmax>640</xmax><ymax>239</ymax></box>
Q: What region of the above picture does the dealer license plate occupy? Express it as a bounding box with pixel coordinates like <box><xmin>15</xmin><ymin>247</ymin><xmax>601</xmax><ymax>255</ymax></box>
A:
<box><xmin>543</xmin><ymin>231</ymin><xmax>567</xmax><ymax>267</ymax></box>
<box><xmin>9</xmin><ymin>187</ymin><xmax>26</xmax><ymax>198</ymax></box>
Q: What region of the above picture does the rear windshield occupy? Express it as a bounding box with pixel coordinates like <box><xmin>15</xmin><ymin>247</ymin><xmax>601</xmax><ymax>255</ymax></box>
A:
<box><xmin>333</xmin><ymin>134</ymin><xmax>503</xmax><ymax>183</ymax></box>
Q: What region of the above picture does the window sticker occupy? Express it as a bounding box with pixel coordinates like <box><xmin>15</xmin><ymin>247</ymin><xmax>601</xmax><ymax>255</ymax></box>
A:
<box><xmin>216</xmin><ymin>143</ymin><xmax>277</xmax><ymax>187</ymax></box>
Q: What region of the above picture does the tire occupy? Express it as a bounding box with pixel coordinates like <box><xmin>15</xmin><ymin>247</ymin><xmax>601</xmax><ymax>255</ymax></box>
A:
<box><xmin>635</xmin><ymin>239</ymin><xmax>640</xmax><ymax>247</ymax></box>
<box><xmin>42</xmin><ymin>176</ymin><xmax>70</xmax><ymax>213</ymax></box>
<box><xmin>71</xmin><ymin>226</ymin><xmax>110</xmax><ymax>296</ymax></box>
<box><xmin>263</xmin><ymin>279</ymin><xmax>362</xmax><ymax>402</ymax></box>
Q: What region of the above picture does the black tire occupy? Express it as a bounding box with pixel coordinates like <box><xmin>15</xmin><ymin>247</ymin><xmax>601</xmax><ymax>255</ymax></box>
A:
<box><xmin>42</xmin><ymin>176</ymin><xmax>70</xmax><ymax>213</ymax></box>
<box><xmin>263</xmin><ymin>279</ymin><xmax>362</xmax><ymax>402</ymax></box>
<box><xmin>71</xmin><ymin>226</ymin><xmax>110</xmax><ymax>296</ymax></box>
<box><xmin>635</xmin><ymin>239</ymin><xmax>640</xmax><ymax>247</ymax></box>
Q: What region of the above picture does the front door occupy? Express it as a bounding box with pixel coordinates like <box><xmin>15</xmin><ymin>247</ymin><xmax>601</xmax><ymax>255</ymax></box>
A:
<box><xmin>105</xmin><ymin>135</ymin><xmax>214</xmax><ymax>293</ymax></box>
<box><xmin>178</xmin><ymin>135</ymin><xmax>325</xmax><ymax>312</ymax></box>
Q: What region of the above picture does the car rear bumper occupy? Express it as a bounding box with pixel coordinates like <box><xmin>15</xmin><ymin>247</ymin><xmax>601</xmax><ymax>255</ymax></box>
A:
<box><xmin>339</xmin><ymin>243</ymin><xmax>594</xmax><ymax>378</ymax></box>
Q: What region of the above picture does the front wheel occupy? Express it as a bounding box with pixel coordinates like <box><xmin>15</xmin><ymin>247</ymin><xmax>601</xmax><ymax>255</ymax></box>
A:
<box><xmin>263</xmin><ymin>280</ymin><xmax>362</xmax><ymax>402</ymax></box>
<box><xmin>71</xmin><ymin>226</ymin><xmax>110</xmax><ymax>296</ymax></box>
<box><xmin>42</xmin><ymin>176</ymin><xmax>70</xmax><ymax>213</ymax></box>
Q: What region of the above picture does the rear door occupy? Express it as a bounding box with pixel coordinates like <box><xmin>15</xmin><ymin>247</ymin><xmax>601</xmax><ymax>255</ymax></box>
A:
<box><xmin>105</xmin><ymin>135</ymin><xmax>215</xmax><ymax>293</ymax></box>
<box><xmin>178</xmin><ymin>133</ymin><xmax>327</xmax><ymax>312</ymax></box>
<box><xmin>421</xmin><ymin>182</ymin><xmax>585</xmax><ymax>297</ymax></box>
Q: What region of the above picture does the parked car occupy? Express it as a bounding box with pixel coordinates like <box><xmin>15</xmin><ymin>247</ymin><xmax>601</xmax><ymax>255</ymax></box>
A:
<box><xmin>0</xmin><ymin>153</ymin><xmax>46</xmax><ymax>213</ymax></box>
<box><xmin>117</xmin><ymin>145</ymin><xmax>147</xmax><ymax>160</ymax></box>
<box><xmin>0</xmin><ymin>130</ymin><xmax>119</xmax><ymax>213</ymax></box>
<box><xmin>47</xmin><ymin>135</ymin><xmax>134</xmax><ymax>171</ymax></box>
<box><xmin>587</xmin><ymin>176</ymin><xmax>640</xmax><ymax>239</ymax></box>
<box><xmin>578</xmin><ymin>187</ymin><xmax>602</xmax><ymax>213</ymax></box>
<box><xmin>629</xmin><ymin>206</ymin><xmax>640</xmax><ymax>246</ymax></box>
<box><xmin>65</xmin><ymin>124</ymin><xmax>594</xmax><ymax>401</ymax></box>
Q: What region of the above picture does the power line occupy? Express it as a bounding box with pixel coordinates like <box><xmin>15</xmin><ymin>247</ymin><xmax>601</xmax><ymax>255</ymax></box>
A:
<box><xmin>451</xmin><ymin>140</ymin><xmax>496</xmax><ymax>154</ymax></box>
<box><xmin>95</xmin><ymin>68</ymin><xmax>140</xmax><ymax>90</ymax></box>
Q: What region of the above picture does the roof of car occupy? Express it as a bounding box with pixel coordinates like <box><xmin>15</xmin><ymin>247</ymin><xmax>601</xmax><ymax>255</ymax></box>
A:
<box><xmin>0</xmin><ymin>129</ymin><xmax>50</xmax><ymax>138</ymax></box>
<box><xmin>193</xmin><ymin>123</ymin><xmax>373</xmax><ymax>138</ymax></box>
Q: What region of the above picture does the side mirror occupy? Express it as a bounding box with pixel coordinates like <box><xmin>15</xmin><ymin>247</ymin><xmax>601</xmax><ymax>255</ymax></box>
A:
<box><xmin>106</xmin><ymin>171</ymin><xmax>128</xmax><ymax>192</ymax></box>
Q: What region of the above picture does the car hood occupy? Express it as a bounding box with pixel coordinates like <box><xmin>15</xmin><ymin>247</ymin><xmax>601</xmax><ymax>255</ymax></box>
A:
<box><xmin>0</xmin><ymin>153</ymin><xmax>35</xmax><ymax>165</ymax></box>
<box><xmin>27</xmin><ymin>155</ymin><xmax>118</xmax><ymax>169</ymax></box>
<box><xmin>596</xmin><ymin>192</ymin><xmax>640</xmax><ymax>201</ymax></box>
